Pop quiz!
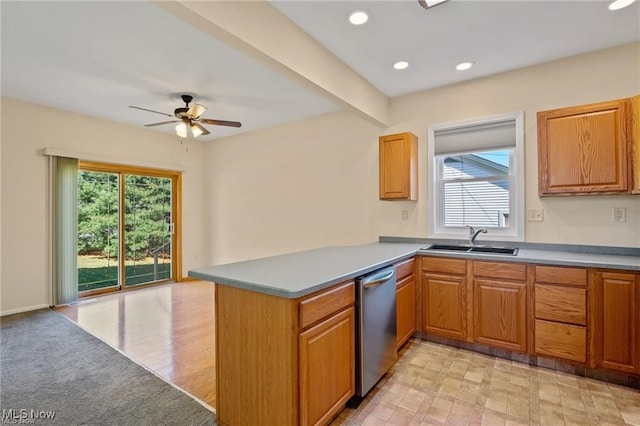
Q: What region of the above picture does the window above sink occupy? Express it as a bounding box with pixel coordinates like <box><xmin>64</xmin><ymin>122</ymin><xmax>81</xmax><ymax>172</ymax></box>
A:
<box><xmin>427</xmin><ymin>112</ymin><xmax>525</xmax><ymax>243</ymax></box>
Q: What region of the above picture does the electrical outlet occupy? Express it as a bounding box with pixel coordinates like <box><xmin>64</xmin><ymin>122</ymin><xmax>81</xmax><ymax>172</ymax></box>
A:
<box><xmin>527</xmin><ymin>208</ymin><xmax>544</xmax><ymax>222</ymax></box>
<box><xmin>613</xmin><ymin>207</ymin><xmax>626</xmax><ymax>222</ymax></box>
<box><xmin>401</xmin><ymin>210</ymin><xmax>409</xmax><ymax>221</ymax></box>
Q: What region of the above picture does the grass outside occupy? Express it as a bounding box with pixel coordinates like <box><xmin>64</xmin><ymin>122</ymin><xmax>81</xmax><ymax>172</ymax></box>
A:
<box><xmin>78</xmin><ymin>255</ymin><xmax>171</xmax><ymax>292</ymax></box>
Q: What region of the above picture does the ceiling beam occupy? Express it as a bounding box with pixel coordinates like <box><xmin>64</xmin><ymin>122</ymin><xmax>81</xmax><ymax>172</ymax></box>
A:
<box><xmin>152</xmin><ymin>0</ymin><xmax>389</xmax><ymax>127</ymax></box>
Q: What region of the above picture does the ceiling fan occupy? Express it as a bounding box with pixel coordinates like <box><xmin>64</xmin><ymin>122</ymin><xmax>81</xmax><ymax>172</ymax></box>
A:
<box><xmin>129</xmin><ymin>94</ymin><xmax>242</xmax><ymax>138</ymax></box>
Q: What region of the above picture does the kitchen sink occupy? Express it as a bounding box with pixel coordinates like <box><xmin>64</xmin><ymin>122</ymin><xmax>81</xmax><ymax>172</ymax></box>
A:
<box><xmin>428</xmin><ymin>244</ymin><xmax>472</xmax><ymax>251</ymax></box>
<box><xmin>422</xmin><ymin>244</ymin><xmax>519</xmax><ymax>256</ymax></box>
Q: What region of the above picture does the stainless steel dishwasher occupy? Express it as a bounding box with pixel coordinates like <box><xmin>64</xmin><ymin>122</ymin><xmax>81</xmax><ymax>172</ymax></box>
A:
<box><xmin>352</xmin><ymin>265</ymin><xmax>397</xmax><ymax>404</ymax></box>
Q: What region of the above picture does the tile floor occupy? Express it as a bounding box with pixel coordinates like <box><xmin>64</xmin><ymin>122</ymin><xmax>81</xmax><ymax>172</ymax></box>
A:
<box><xmin>332</xmin><ymin>339</ymin><xmax>640</xmax><ymax>426</ymax></box>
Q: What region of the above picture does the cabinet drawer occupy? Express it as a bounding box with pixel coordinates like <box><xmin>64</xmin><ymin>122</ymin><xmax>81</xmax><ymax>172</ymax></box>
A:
<box><xmin>535</xmin><ymin>285</ymin><xmax>586</xmax><ymax>325</ymax></box>
<box><xmin>535</xmin><ymin>319</ymin><xmax>586</xmax><ymax>363</ymax></box>
<box><xmin>473</xmin><ymin>261</ymin><xmax>527</xmax><ymax>281</ymax></box>
<box><xmin>422</xmin><ymin>257</ymin><xmax>466</xmax><ymax>275</ymax></box>
<box><xmin>535</xmin><ymin>266</ymin><xmax>587</xmax><ymax>287</ymax></box>
<box><xmin>299</xmin><ymin>281</ymin><xmax>354</xmax><ymax>330</ymax></box>
<box><xmin>395</xmin><ymin>258</ymin><xmax>415</xmax><ymax>281</ymax></box>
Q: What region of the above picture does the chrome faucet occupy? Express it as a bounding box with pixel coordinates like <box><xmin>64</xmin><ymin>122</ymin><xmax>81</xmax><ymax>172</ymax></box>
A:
<box><xmin>467</xmin><ymin>225</ymin><xmax>488</xmax><ymax>246</ymax></box>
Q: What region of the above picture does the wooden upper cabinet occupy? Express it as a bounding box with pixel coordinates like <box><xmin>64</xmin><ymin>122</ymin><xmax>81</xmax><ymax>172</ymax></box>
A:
<box><xmin>632</xmin><ymin>95</ymin><xmax>640</xmax><ymax>193</ymax></box>
<box><xmin>379</xmin><ymin>132</ymin><xmax>418</xmax><ymax>200</ymax></box>
<box><xmin>537</xmin><ymin>98</ymin><xmax>632</xmax><ymax>195</ymax></box>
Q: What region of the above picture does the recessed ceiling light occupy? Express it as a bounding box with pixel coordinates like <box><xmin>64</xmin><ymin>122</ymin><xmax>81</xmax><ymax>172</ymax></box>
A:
<box><xmin>348</xmin><ymin>10</ymin><xmax>369</xmax><ymax>25</ymax></box>
<box><xmin>456</xmin><ymin>61</ymin><xmax>474</xmax><ymax>71</ymax></box>
<box><xmin>393</xmin><ymin>61</ymin><xmax>409</xmax><ymax>70</ymax></box>
<box><xmin>608</xmin><ymin>0</ymin><xmax>636</xmax><ymax>10</ymax></box>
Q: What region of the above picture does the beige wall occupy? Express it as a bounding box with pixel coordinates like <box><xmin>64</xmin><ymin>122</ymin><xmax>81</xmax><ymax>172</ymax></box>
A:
<box><xmin>204</xmin><ymin>111</ymin><xmax>382</xmax><ymax>264</ymax></box>
<box><xmin>0</xmin><ymin>98</ymin><xmax>208</xmax><ymax>314</ymax></box>
<box><xmin>2</xmin><ymin>43</ymin><xmax>639</xmax><ymax>314</ymax></box>
<box><xmin>207</xmin><ymin>43</ymin><xmax>640</xmax><ymax>269</ymax></box>
<box><xmin>380</xmin><ymin>42</ymin><xmax>640</xmax><ymax>246</ymax></box>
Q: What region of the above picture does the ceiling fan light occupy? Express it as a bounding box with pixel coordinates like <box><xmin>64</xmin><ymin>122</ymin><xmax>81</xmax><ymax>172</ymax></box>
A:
<box><xmin>175</xmin><ymin>122</ymin><xmax>187</xmax><ymax>138</ymax></box>
<box><xmin>188</xmin><ymin>103</ymin><xmax>207</xmax><ymax>118</ymax></box>
<box><xmin>191</xmin><ymin>123</ymin><xmax>203</xmax><ymax>138</ymax></box>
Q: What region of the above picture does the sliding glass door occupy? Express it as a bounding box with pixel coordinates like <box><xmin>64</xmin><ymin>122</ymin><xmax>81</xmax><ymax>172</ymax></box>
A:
<box><xmin>124</xmin><ymin>175</ymin><xmax>172</xmax><ymax>286</ymax></box>
<box><xmin>77</xmin><ymin>163</ymin><xmax>180</xmax><ymax>296</ymax></box>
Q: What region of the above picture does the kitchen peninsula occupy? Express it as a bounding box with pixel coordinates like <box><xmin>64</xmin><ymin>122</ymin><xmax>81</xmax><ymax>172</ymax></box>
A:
<box><xmin>189</xmin><ymin>241</ymin><xmax>640</xmax><ymax>426</ymax></box>
<box><xmin>189</xmin><ymin>243</ymin><xmax>422</xmax><ymax>426</ymax></box>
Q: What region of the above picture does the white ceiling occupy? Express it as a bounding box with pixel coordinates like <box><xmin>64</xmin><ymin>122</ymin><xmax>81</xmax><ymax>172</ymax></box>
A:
<box><xmin>2</xmin><ymin>1</ymin><xmax>639</xmax><ymax>140</ymax></box>
<box><xmin>272</xmin><ymin>0</ymin><xmax>640</xmax><ymax>97</ymax></box>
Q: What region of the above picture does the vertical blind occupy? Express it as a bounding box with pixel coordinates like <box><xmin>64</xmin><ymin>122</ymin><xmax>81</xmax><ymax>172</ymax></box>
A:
<box><xmin>51</xmin><ymin>156</ymin><xmax>78</xmax><ymax>305</ymax></box>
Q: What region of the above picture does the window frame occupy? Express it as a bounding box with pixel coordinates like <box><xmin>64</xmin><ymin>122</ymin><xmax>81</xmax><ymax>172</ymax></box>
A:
<box><xmin>427</xmin><ymin>112</ymin><xmax>525</xmax><ymax>242</ymax></box>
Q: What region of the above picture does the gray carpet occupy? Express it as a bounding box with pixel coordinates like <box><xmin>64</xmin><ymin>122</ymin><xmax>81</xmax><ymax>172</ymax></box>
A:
<box><xmin>1</xmin><ymin>309</ymin><xmax>216</xmax><ymax>425</ymax></box>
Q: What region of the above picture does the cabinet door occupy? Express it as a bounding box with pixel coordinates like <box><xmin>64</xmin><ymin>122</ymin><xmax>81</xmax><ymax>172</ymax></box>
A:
<box><xmin>422</xmin><ymin>273</ymin><xmax>466</xmax><ymax>340</ymax></box>
<box><xmin>379</xmin><ymin>132</ymin><xmax>418</xmax><ymax>200</ymax></box>
<box><xmin>299</xmin><ymin>307</ymin><xmax>355</xmax><ymax>426</ymax></box>
<box><xmin>594</xmin><ymin>272</ymin><xmax>639</xmax><ymax>374</ymax></box>
<box><xmin>474</xmin><ymin>279</ymin><xmax>527</xmax><ymax>352</ymax></box>
<box><xmin>632</xmin><ymin>95</ymin><xmax>640</xmax><ymax>194</ymax></box>
<box><xmin>537</xmin><ymin>98</ymin><xmax>630</xmax><ymax>195</ymax></box>
<box><xmin>396</xmin><ymin>275</ymin><xmax>416</xmax><ymax>349</ymax></box>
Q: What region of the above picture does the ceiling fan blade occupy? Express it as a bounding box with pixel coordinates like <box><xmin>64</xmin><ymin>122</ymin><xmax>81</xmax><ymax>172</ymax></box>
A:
<box><xmin>199</xmin><ymin>118</ymin><xmax>242</xmax><ymax>128</ymax></box>
<box><xmin>144</xmin><ymin>120</ymin><xmax>179</xmax><ymax>127</ymax></box>
<box><xmin>192</xmin><ymin>122</ymin><xmax>210</xmax><ymax>136</ymax></box>
<box><xmin>187</xmin><ymin>103</ymin><xmax>207</xmax><ymax>119</ymax></box>
<box><xmin>129</xmin><ymin>105</ymin><xmax>174</xmax><ymax>117</ymax></box>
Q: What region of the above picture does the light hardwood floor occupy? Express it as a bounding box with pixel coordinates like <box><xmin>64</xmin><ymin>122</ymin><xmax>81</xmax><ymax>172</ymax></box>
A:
<box><xmin>55</xmin><ymin>281</ymin><xmax>216</xmax><ymax>409</ymax></box>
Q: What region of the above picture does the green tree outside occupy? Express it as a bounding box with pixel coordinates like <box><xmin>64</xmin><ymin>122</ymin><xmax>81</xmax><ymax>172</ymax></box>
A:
<box><xmin>77</xmin><ymin>171</ymin><xmax>172</xmax><ymax>291</ymax></box>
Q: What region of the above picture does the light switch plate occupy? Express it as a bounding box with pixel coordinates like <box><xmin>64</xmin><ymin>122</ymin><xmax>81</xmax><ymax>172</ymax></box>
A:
<box><xmin>527</xmin><ymin>208</ymin><xmax>544</xmax><ymax>222</ymax></box>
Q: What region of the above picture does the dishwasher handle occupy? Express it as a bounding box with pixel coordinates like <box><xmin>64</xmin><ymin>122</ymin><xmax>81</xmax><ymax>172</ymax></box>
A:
<box><xmin>361</xmin><ymin>269</ymin><xmax>395</xmax><ymax>289</ymax></box>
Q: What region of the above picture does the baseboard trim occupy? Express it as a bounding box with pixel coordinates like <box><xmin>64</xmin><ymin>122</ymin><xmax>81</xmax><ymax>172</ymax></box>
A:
<box><xmin>1</xmin><ymin>303</ymin><xmax>50</xmax><ymax>317</ymax></box>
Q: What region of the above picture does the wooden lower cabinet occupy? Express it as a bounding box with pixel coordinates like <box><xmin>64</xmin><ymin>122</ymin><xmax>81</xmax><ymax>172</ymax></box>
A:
<box><xmin>422</xmin><ymin>272</ymin><xmax>466</xmax><ymax>340</ymax></box>
<box><xmin>533</xmin><ymin>265</ymin><xmax>587</xmax><ymax>363</ymax></box>
<box><xmin>474</xmin><ymin>279</ymin><xmax>527</xmax><ymax>352</ymax></box>
<box><xmin>417</xmin><ymin>256</ymin><xmax>640</xmax><ymax>378</ymax></box>
<box><xmin>299</xmin><ymin>307</ymin><xmax>355</xmax><ymax>426</ymax></box>
<box><xmin>215</xmin><ymin>281</ymin><xmax>355</xmax><ymax>426</ymax></box>
<box><xmin>593</xmin><ymin>271</ymin><xmax>640</xmax><ymax>374</ymax></box>
<box><xmin>396</xmin><ymin>275</ymin><xmax>416</xmax><ymax>349</ymax></box>
<box><xmin>535</xmin><ymin>319</ymin><xmax>586</xmax><ymax>362</ymax></box>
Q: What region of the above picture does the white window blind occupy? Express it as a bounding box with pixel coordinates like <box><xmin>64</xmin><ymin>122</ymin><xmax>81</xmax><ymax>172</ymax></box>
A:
<box><xmin>434</xmin><ymin>120</ymin><xmax>516</xmax><ymax>155</ymax></box>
